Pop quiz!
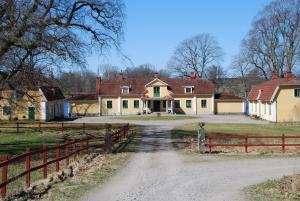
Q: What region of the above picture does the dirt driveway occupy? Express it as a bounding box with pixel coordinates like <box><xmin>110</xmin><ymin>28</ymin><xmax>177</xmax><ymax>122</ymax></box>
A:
<box><xmin>83</xmin><ymin>123</ymin><xmax>300</xmax><ymax>201</ymax></box>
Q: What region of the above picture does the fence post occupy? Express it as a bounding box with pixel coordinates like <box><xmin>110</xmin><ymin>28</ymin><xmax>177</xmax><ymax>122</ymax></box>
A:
<box><xmin>80</xmin><ymin>139</ymin><xmax>83</xmax><ymax>157</ymax></box>
<box><xmin>25</xmin><ymin>147</ymin><xmax>30</xmax><ymax>188</ymax></box>
<box><xmin>208</xmin><ymin>137</ymin><xmax>212</xmax><ymax>153</ymax></box>
<box><xmin>245</xmin><ymin>135</ymin><xmax>248</xmax><ymax>153</ymax></box>
<box><xmin>65</xmin><ymin>142</ymin><xmax>69</xmax><ymax>166</ymax></box>
<box><xmin>1</xmin><ymin>155</ymin><xmax>8</xmax><ymax>199</ymax></box>
<box><xmin>83</xmin><ymin>123</ymin><xmax>85</xmax><ymax>134</ymax></box>
<box><xmin>86</xmin><ymin>139</ymin><xmax>89</xmax><ymax>154</ymax></box>
<box><xmin>61</xmin><ymin>123</ymin><xmax>64</xmax><ymax>134</ymax></box>
<box><xmin>73</xmin><ymin>141</ymin><xmax>77</xmax><ymax>161</ymax></box>
<box><xmin>282</xmin><ymin>134</ymin><xmax>285</xmax><ymax>153</ymax></box>
<box><xmin>56</xmin><ymin>144</ymin><xmax>60</xmax><ymax>172</ymax></box>
<box><xmin>17</xmin><ymin>122</ymin><xmax>19</xmax><ymax>133</ymax></box>
<box><xmin>43</xmin><ymin>144</ymin><xmax>47</xmax><ymax>179</ymax></box>
<box><xmin>105</xmin><ymin>125</ymin><xmax>112</xmax><ymax>153</ymax></box>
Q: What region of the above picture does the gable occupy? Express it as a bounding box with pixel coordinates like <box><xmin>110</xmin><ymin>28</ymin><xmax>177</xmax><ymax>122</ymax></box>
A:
<box><xmin>145</xmin><ymin>78</ymin><xmax>168</xmax><ymax>87</ymax></box>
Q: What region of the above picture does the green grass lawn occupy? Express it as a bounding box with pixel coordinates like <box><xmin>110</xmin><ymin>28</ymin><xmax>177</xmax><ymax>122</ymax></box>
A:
<box><xmin>0</xmin><ymin>123</ymin><xmax>127</xmax><ymax>156</ymax></box>
<box><xmin>113</xmin><ymin>115</ymin><xmax>199</xmax><ymax>121</ymax></box>
<box><xmin>172</xmin><ymin>123</ymin><xmax>300</xmax><ymax>153</ymax></box>
<box><xmin>175</xmin><ymin>123</ymin><xmax>300</xmax><ymax>136</ymax></box>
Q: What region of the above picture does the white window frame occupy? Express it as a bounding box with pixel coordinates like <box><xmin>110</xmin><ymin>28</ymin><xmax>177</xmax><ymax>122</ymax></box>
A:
<box><xmin>201</xmin><ymin>99</ymin><xmax>207</xmax><ymax>108</ymax></box>
<box><xmin>122</xmin><ymin>86</ymin><xmax>129</xmax><ymax>94</ymax></box>
<box><xmin>294</xmin><ymin>88</ymin><xmax>300</xmax><ymax>97</ymax></box>
<box><xmin>184</xmin><ymin>86</ymin><xmax>193</xmax><ymax>94</ymax></box>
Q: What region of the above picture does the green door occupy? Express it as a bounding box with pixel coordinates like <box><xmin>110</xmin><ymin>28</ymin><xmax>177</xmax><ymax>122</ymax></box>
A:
<box><xmin>28</xmin><ymin>107</ymin><xmax>35</xmax><ymax>120</ymax></box>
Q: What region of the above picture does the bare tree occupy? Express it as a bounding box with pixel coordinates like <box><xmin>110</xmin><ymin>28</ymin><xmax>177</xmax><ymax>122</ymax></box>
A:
<box><xmin>0</xmin><ymin>0</ymin><xmax>125</xmax><ymax>92</ymax></box>
<box><xmin>207</xmin><ymin>65</ymin><xmax>226</xmax><ymax>81</ymax></box>
<box><xmin>56</xmin><ymin>70</ymin><xmax>97</xmax><ymax>94</ymax></box>
<box><xmin>124</xmin><ymin>64</ymin><xmax>170</xmax><ymax>78</ymax></box>
<box><xmin>241</xmin><ymin>0</ymin><xmax>300</xmax><ymax>78</ymax></box>
<box><xmin>99</xmin><ymin>64</ymin><xmax>119</xmax><ymax>80</ymax></box>
<box><xmin>167</xmin><ymin>33</ymin><xmax>224</xmax><ymax>78</ymax></box>
<box><xmin>231</xmin><ymin>51</ymin><xmax>251</xmax><ymax>97</ymax></box>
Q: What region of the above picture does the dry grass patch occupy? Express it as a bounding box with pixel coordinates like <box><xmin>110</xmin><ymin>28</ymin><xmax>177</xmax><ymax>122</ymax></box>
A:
<box><xmin>247</xmin><ymin>174</ymin><xmax>300</xmax><ymax>201</ymax></box>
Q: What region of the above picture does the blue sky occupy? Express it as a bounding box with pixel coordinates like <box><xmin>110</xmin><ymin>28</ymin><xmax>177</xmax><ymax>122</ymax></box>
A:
<box><xmin>87</xmin><ymin>0</ymin><xmax>272</xmax><ymax>73</ymax></box>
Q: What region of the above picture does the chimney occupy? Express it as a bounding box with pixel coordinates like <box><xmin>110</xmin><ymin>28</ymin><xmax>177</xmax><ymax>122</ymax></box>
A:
<box><xmin>189</xmin><ymin>72</ymin><xmax>196</xmax><ymax>80</ymax></box>
<box><xmin>96</xmin><ymin>76</ymin><xmax>101</xmax><ymax>95</ymax></box>
<box><xmin>118</xmin><ymin>72</ymin><xmax>125</xmax><ymax>80</ymax></box>
<box><xmin>271</xmin><ymin>72</ymin><xmax>279</xmax><ymax>80</ymax></box>
<box><xmin>284</xmin><ymin>71</ymin><xmax>293</xmax><ymax>81</ymax></box>
<box><xmin>153</xmin><ymin>72</ymin><xmax>159</xmax><ymax>78</ymax></box>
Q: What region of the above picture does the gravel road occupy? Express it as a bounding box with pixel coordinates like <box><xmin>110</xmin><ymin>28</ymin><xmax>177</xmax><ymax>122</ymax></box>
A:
<box><xmin>83</xmin><ymin>124</ymin><xmax>300</xmax><ymax>201</ymax></box>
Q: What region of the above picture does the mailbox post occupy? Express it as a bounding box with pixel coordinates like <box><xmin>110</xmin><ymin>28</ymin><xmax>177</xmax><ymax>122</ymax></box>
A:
<box><xmin>105</xmin><ymin>124</ymin><xmax>113</xmax><ymax>153</ymax></box>
<box><xmin>197</xmin><ymin>122</ymin><xmax>206</xmax><ymax>153</ymax></box>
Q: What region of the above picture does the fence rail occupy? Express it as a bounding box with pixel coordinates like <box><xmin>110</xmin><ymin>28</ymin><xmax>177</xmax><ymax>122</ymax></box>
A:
<box><xmin>207</xmin><ymin>134</ymin><xmax>300</xmax><ymax>153</ymax></box>
<box><xmin>0</xmin><ymin>124</ymin><xmax>129</xmax><ymax>199</ymax></box>
<box><xmin>0</xmin><ymin>122</ymin><xmax>122</xmax><ymax>133</ymax></box>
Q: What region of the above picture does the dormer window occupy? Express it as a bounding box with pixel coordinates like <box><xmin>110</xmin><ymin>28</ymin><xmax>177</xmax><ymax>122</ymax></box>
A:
<box><xmin>122</xmin><ymin>86</ymin><xmax>129</xmax><ymax>94</ymax></box>
<box><xmin>184</xmin><ymin>86</ymin><xmax>193</xmax><ymax>93</ymax></box>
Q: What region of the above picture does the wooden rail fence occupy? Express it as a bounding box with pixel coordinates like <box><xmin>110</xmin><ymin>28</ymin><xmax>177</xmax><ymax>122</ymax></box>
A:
<box><xmin>0</xmin><ymin>124</ymin><xmax>129</xmax><ymax>199</ymax></box>
<box><xmin>0</xmin><ymin>122</ymin><xmax>121</xmax><ymax>133</ymax></box>
<box><xmin>207</xmin><ymin>134</ymin><xmax>300</xmax><ymax>153</ymax></box>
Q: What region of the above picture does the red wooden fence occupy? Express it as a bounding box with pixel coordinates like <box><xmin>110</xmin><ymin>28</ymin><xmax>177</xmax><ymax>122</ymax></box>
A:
<box><xmin>0</xmin><ymin>124</ymin><xmax>129</xmax><ymax>199</ymax></box>
<box><xmin>207</xmin><ymin>134</ymin><xmax>300</xmax><ymax>153</ymax></box>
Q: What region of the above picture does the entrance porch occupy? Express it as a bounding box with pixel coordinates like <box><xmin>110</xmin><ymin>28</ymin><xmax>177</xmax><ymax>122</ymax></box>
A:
<box><xmin>142</xmin><ymin>100</ymin><xmax>173</xmax><ymax>114</ymax></box>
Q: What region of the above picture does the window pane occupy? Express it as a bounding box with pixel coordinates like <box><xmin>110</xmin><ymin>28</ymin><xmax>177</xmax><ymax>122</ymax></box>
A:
<box><xmin>107</xmin><ymin>101</ymin><xmax>112</xmax><ymax>109</ymax></box>
<box><xmin>163</xmin><ymin>100</ymin><xmax>166</xmax><ymax>108</ymax></box>
<box><xmin>175</xmin><ymin>100</ymin><xmax>180</xmax><ymax>108</ymax></box>
<box><xmin>3</xmin><ymin>106</ymin><xmax>11</xmax><ymax>115</ymax></box>
<box><xmin>123</xmin><ymin>100</ymin><xmax>128</xmax><ymax>108</ymax></box>
<box><xmin>134</xmin><ymin>100</ymin><xmax>139</xmax><ymax>108</ymax></box>
<box><xmin>122</xmin><ymin>87</ymin><xmax>129</xmax><ymax>94</ymax></box>
<box><xmin>201</xmin><ymin>100</ymin><xmax>207</xmax><ymax>108</ymax></box>
<box><xmin>154</xmin><ymin>87</ymin><xmax>160</xmax><ymax>97</ymax></box>
<box><xmin>186</xmin><ymin>100</ymin><xmax>192</xmax><ymax>108</ymax></box>
<box><xmin>295</xmin><ymin>89</ymin><xmax>300</xmax><ymax>97</ymax></box>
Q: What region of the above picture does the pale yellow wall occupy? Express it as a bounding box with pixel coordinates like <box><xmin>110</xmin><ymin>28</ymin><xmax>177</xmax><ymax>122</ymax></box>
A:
<box><xmin>276</xmin><ymin>87</ymin><xmax>300</xmax><ymax>122</ymax></box>
<box><xmin>215</xmin><ymin>101</ymin><xmax>243</xmax><ymax>113</ymax></box>
<box><xmin>145</xmin><ymin>80</ymin><xmax>169</xmax><ymax>98</ymax></box>
<box><xmin>0</xmin><ymin>90</ymin><xmax>42</xmax><ymax>120</ymax></box>
<box><xmin>102</xmin><ymin>97</ymin><xmax>118</xmax><ymax>115</ymax></box>
<box><xmin>70</xmin><ymin>100</ymin><xmax>99</xmax><ymax>115</ymax></box>
<box><xmin>173</xmin><ymin>97</ymin><xmax>194</xmax><ymax>114</ymax></box>
<box><xmin>196</xmin><ymin>96</ymin><xmax>213</xmax><ymax>114</ymax></box>
<box><xmin>121</xmin><ymin>97</ymin><xmax>141</xmax><ymax>115</ymax></box>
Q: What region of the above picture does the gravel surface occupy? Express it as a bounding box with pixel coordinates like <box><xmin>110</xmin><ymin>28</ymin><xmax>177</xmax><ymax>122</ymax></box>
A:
<box><xmin>83</xmin><ymin>124</ymin><xmax>300</xmax><ymax>201</ymax></box>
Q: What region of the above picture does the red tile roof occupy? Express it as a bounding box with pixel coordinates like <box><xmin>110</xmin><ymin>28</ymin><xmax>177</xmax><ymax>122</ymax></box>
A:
<box><xmin>98</xmin><ymin>77</ymin><xmax>215</xmax><ymax>96</ymax></box>
<box><xmin>68</xmin><ymin>93</ymin><xmax>98</xmax><ymax>101</ymax></box>
<box><xmin>215</xmin><ymin>92</ymin><xmax>242</xmax><ymax>100</ymax></box>
<box><xmin>40</xmin><ymin>86</ymin><xmax>65</xmax><ymax>101</ymax></box>
<box><xmin>248</xmin><ymin>78</ymin><xmax>300</xmax><ymax>102</ymax></box>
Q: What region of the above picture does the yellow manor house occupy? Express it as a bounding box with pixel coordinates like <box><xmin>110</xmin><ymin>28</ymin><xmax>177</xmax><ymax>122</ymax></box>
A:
<box><xmin>68</xmin><ymin>72</ymin><xmax>245</xmax><ymax>116</ymax></box>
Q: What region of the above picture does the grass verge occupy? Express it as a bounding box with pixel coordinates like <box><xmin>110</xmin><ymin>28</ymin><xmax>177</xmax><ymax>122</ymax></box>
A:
<box><xmin>172</xmin><ymin>123</ymin><xmax>300</xmax><ymax>154</ymax></box>
<box><xmin>113</xmin><ymin>115</ymin><xmax>199</xmax><ymax>121</ymax></box>
<box><xmin>37</xmin><ymin>125</ymin><xmax>143</xmax><ymax>201</ymax></box>
<box><xmin>246</xmin><ymin>175</ymin><xmax>300</xmax><ymax>201</ymax></box>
